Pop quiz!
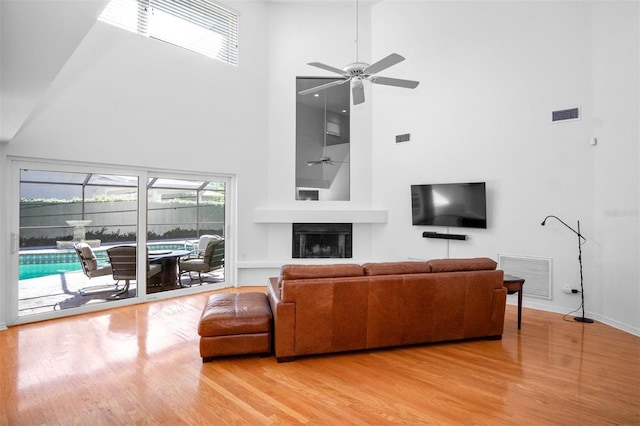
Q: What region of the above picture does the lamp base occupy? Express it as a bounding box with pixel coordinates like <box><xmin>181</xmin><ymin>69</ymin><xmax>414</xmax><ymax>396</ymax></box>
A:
<box><xmin>574</xmin><ymin>316</ymin><xmax>594</xmax><ymax>323</ymax></box>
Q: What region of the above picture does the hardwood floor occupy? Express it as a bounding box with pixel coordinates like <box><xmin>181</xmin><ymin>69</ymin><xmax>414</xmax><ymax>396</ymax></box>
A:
<box><xmin>1</xmin><ymin>286</ymin><xmax>638</xmax><ymax>425</ymax></box>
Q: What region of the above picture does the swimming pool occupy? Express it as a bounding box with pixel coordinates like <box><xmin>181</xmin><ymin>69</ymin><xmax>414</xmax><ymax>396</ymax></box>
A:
<box><xmin>19</xmin><ymin>262</ymin><xmax>83</xmax><ymax>280</ymax></box>
<box><xmin>18</xmin><ymin>241</ymin><xmax>190</xmax><ymax>280</ymax></box>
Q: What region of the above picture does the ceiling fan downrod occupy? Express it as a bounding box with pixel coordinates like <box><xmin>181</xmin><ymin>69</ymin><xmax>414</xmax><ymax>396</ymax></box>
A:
<box><xmin>299</xmin><ymin>0</ymin><xmax>420</xmax><ymax>105</ymax></box>
<box><xmin>354</xmin><ymin>0</ymin><xmax>359</xmax><ymax>63</ymax></box>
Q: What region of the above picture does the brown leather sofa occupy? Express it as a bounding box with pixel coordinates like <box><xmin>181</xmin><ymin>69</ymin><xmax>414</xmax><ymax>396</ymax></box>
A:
<box><xmin>267</xmin><ymin>257</ymin><xmax>507</xmax><ymax>362</ymax></box>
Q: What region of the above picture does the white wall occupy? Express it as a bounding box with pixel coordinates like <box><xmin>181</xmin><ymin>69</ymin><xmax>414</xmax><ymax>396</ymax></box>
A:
<box><xmin>369</xmin><ymin>1</ymin><xmax>639</xmax><ymax>333</ymax></box>
<box><xmin>265</xmin><ymin>1</ymin><xmax>374</xmax><ymax>206</ymax></box>
<box><xmin>590</xmin><ymin>2</ymin><xmax>640</xmax><ymax>331</ymax></box>
<box><xmin>1</xmin><ymin>0</ymin><xmax>637</xmax><ymax>334</ymax></box>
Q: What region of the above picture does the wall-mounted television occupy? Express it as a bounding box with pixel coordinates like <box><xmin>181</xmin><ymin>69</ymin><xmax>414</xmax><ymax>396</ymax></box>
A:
<box><xmin>411</xmin><ymin>182</ymin><xmax>487</xmax><ymax>229</ymax></box>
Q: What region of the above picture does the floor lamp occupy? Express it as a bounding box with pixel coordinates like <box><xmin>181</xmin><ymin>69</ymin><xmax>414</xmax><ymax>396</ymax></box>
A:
<box><xmin>541</xmin><ymin>215</ymin><xmax>594</xmax><ymax>323</ymax></box>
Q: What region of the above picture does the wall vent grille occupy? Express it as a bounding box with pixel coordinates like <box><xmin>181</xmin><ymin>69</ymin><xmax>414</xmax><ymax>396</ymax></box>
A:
<box><xmin>552</xmin><ymin>107</ymin><xmax>580</xmax><ymax>122</ymax></box>
<box><xmin>396</xmin><ymin>133</ymin><xmax>411</xmax><ymax>143</ymax></box>
<box><xmin>498</xmin><ymin>254</ymin><xmax>552</xmax><ymax>299</ymax></box>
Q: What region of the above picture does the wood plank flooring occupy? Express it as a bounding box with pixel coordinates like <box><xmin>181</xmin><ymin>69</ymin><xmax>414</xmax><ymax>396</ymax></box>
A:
<box><xmin>1</xmin><ymin>286</ymin><xmax>638</xmax><ymax>425</ymax></box>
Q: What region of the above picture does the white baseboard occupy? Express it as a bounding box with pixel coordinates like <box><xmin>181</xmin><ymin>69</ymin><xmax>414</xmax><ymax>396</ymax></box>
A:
<box><xmin>516</xmin><ymin>300</ymin><xmax>640</xmax><ymax>337</ymax></box>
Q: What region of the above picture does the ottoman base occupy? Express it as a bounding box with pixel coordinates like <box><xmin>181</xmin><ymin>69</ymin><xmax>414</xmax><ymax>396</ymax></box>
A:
<box><xmin>200</xmin><ymin>333</ymin><xmax>272</xmax><ymax>362</ymax></box>
<box><xmin>198</xmin><ymin>292</ymin><xmax>273</xmax><ymax>361</ymax></box>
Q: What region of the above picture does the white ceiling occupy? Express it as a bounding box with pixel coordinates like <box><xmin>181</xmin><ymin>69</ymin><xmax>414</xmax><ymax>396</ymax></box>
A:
<box><xmin>0</xmin><ymin>0</ymin><xmax>109</xmax><ymax>143</ymax></box>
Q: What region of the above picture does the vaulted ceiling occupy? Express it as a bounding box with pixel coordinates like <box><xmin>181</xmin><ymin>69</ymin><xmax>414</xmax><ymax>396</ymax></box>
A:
<box><xmin>0</xmin><ymin>0</ymin><xmax>363</xmax><ymax>144</ymax></box>
<box><xmin>0</xmin><ymin>0</ymin><xmax>108</xmax><ymax>143</ymax></box>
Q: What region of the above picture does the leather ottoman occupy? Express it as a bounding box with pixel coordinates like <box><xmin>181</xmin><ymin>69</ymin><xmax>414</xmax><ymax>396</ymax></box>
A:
<box><xmin>198</xmin><ymin>292</ymin><xmax>273</xmax><ymax>361</ymax></box>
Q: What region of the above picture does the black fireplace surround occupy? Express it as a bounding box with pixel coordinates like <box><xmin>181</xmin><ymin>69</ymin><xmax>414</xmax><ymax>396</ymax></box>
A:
<box><xmin>292</xmin><ymin>223</ymin><xmax>352</xmax><ymax>258</ymax></box>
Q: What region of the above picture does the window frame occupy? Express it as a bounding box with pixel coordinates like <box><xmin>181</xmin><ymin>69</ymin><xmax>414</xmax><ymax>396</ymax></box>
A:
<box><xmin>99</xmin><ymin>0</ymin><xmax>239</xmax><ymax>66</ymax></box>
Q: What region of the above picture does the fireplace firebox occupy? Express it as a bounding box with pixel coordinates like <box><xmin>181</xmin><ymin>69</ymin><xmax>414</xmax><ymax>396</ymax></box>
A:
<box><xmin>292</xmin><ymin>223</ymin><xmax>352</xmax><ymax>258</ymax></box>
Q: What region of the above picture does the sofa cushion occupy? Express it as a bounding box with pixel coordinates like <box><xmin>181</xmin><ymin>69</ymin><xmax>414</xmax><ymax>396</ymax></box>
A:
<box><xmin>427</xmin><ymin>257</ymin><xmax>497</xmax><ymax>273</ymax></box>
<box><xmin>363</xmin><ymin>261</ymin><xmax>431</xmax><ymax>276</ymax></box>
<box><xmin>279</xmin><ymin>264</ymin><xmax>364</xmax><ymax>286</ymax></box>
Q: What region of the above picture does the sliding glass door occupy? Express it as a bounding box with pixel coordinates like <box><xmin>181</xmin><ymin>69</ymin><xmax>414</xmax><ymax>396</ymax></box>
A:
<box><xmin>18</xmin><ymin>170</ymin><xmax>139</xmax><ymax>315</ymax></box>
<box><xmin>10</xmin><ymin>162</ymin><xmax>231</xmax><ymax>324</ymax></box>
<box><xmin>146</xmin><ymin>177</ymin><xmax>226</xmax><ymax>291</ymax></box>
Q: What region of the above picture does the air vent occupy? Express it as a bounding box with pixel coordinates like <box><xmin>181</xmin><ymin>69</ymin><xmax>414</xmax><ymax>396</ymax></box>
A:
<box><xmin>498</xmin><ymin>254</ymin><xmax>552</xmax><ymax>299</ymax></box>
<box><xmin>552</xmin><ymin>107</ymin><xmax>580</xmax><ymax>123</ymax></box>
<box><xmin>396</xmin><ymin>133</ymin><xmax>411</xmax><ymax>143</ymax></box>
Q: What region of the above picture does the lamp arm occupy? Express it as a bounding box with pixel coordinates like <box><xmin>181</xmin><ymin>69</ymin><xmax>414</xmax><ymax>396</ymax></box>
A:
<box><xmin>541</xmin><ymin>215</ymin><xmax>586</xmax><ymax>243</ymax></box>
<box><xmin>541</xmin><ymin>215</ymin><xmax>592</xmax><ymax>323</ymax></box>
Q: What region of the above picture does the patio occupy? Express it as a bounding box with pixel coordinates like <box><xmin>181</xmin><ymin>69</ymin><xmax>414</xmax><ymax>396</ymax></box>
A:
<box><xmin>18</xmin><ymin>266</ymin><xmax>224</xmax><ymax>316</ymax></box>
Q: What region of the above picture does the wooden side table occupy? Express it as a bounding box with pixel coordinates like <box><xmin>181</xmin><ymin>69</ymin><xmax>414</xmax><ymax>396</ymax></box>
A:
<box><xmin>503</xmin><ymin>274</ymin><xmax>525</xmax><ymax>329</ymax></box>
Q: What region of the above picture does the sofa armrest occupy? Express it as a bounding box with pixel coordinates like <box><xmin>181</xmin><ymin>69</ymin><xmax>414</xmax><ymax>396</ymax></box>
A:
<box><xmin>490</xmin><ymin>286</ymin><xmax>507</xmax><ymax>337</ymax></box>
<box><xmin>267</xmin><ymin>277</ymin><xmax>296</xmax><ymax>362</ymax></box>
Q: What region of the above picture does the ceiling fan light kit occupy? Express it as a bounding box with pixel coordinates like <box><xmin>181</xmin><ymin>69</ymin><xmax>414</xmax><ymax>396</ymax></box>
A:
<box><xmin>299</xmin><ymin>0</ymin><xmax>420</xmax><ymax>105</ymax></box>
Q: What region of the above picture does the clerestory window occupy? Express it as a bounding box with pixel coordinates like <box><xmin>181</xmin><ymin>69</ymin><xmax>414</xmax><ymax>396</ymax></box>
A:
<box><xmin>99</xmin><ymin>0</ymin><xmax>239</xmax><ymax>66</ymax></box>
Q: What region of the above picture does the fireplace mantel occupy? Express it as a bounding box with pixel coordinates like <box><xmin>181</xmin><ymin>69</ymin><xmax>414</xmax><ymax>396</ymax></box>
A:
<box><xmin>252</xmin><ymin>209</ymin><xmax>388</xmax><ymax>224</ymax></box>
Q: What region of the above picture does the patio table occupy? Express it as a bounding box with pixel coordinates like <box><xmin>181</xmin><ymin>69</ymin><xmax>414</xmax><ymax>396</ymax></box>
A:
<box><xmin>148</xmin><ymin>249</ymin><xmax>190</xmax><ymax>286</ymax></box>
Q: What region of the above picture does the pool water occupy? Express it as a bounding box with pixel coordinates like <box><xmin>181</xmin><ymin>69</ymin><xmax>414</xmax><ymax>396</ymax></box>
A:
<box><xmin>20</xmin><ymin>262</ymin><xmax>82</xmax><ymax>280</ymax></box>
<box><xmin>18</xmin><ymin>242</ymin><xmax>188</xmax><ymax>280</ymax></box>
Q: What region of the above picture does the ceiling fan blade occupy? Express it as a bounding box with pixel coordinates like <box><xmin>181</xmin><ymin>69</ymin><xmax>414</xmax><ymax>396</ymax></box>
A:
<box><xmin>352</xmin><ymin>81</ymin><xmax>365</xmax><ymax>105</ymax></box>
<box><xmin>364</xmin><ymin>53</ymin><xmax>405</xmax><ymax>75</ymax></box>
<box><xmin>298</xmin><ymin>79</ymin><xmax>349</xmax><ymax>96</ymax></box>
<box><xmin>306</xmin><ymin>160</ymin><xmax>323</xmax><ymax>166</ymax></box>
<box><xmin>307</xmin><ymin>62</ymin><xmax>347</xmax><ymax>75</ymax></box>
<box><xmin>370</xmin><ymin>76</ymin><xmax>420</xmax><ymax>89</ymax></box>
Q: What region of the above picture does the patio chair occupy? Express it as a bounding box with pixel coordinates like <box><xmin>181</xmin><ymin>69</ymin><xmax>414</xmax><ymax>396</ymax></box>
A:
<box><xmin>179</xmin><ymin>238</ymin><xmax>224</xmax><ymax>285</ymax></box>
<box><xmin>75</xmin><ymin>243</ymin><xmax>112</xmax><ymax>278</ymax></box>
<box><xmin>107</xmin><ymin>246</ymin><xmax>162</xmax><ymax>297</ymax></box>
<box><xmin>74</xmin><ymin>243</ymin><xmax>117</xmax><ymax>295</ymax></box>
<box><xmin>186</xmin><ymin>234</ymin><xmax>222</xmax><ymax>258</ymax></box>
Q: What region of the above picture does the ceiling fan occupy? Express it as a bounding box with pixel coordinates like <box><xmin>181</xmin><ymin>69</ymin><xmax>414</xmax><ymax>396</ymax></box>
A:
<box><xmin>307</xmin><ymin>90</ymin><xmax>348</xmax><ymax>167</ymax></box>
<box><xmin>306</xmin><ymin>156</ymin><xmax>343</xmax><ymax>166</ymax></box>
<box><xmin>298</xmin><ymin>0</ymin><xmax>420</xmax><ymax>105</ymax></box>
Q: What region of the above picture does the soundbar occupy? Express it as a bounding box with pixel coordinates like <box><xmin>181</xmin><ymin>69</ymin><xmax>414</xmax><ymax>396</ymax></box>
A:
<box><xmin>422</xmin><ymin>231</ymin><xmax>467</xmax><ymax>241</ymax></box>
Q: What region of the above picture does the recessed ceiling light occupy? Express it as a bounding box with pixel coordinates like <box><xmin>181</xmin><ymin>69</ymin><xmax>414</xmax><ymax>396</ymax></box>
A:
<box><xmin>314</xmin><ymin>93</ymin><xmax>320</xmax><ymax>97</ymax></box>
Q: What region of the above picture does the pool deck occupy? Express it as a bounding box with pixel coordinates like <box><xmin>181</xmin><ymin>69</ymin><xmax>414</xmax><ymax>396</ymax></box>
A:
<box><xmin>18</xmin><ymin>269</ymin><xmax>223</xmax><ymax>316</ymax></box>
<box><xmin>17</xmin><ymin>240</ymin><xmax>219</xmax><ymax>316</ymax></box>
<box><xmin>19</xmin><ymin>271</ymin><xmax>137</xmax><ymax>315</ymax></box>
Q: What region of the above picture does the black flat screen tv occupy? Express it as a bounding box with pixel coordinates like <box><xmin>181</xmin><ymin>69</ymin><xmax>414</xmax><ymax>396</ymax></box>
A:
<box><xmin>411</xmin><ymin>182</ymin><xmax>487</xmax><ymax>229</ymax></box>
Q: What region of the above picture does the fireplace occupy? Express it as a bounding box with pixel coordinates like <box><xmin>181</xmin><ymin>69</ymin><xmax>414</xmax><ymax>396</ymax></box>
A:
<box><xmin>292</xmin><ymin>223</ymin><xmax>352</xmax><ymax>258</ymax></box>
